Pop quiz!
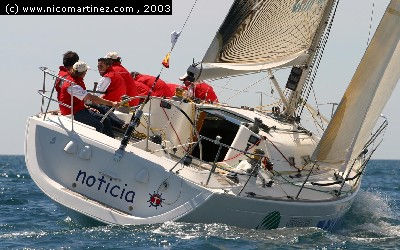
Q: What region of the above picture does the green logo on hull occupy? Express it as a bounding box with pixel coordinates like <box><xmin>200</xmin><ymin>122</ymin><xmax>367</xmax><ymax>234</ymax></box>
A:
<box><xmin>256</xmin><ymin>211</ymin><xmax>281</xmax><ymax>230</ymax></box>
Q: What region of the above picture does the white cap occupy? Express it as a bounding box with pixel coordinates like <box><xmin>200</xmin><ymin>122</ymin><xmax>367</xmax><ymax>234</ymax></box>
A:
<box><xmin>179</xmin><ymin>73</ymin><xmax>188</xmax><ymax>81</ymax></box>
<box><xmin>73</xmin><ymin>61</ymin><xmax>90</xmax><ymax>72</ymax></box>
<box><xmin>105</xmin><ymin>51</ymin><xmax>119</xmax><ymax>60</ymax></box>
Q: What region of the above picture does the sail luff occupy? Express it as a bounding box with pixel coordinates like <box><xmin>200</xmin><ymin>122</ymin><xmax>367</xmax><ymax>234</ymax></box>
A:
<box><xmin>312</xmin><ymin>0</ymin><xmax>400</xmax><ymax>168</ymax></box>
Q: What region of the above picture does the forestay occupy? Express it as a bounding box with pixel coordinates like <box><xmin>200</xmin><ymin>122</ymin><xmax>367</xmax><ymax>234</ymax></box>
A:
<box><xmin>312</xmin><ymin>0</ymin><xmax>400</xmax><ymax>169</ymax></box>
<box><xmin>194</xmin><ymin>0</ymin><xmax>333</xmax><ymax>80</ymax></box>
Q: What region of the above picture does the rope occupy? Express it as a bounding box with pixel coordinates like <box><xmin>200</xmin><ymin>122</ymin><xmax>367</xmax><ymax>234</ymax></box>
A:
<box><xmin>161</xmin><ymin>107</ymin><xmax>189</xmax><ymax>152</ymax></box>
<box><xmin>275</xmin><ymin>171</ymin><xmax>346</xmax><ymax>195</ymax></box>
<box><xmin>263</xmin><ymin>135</ymin><xmax>300</xmax><ymax>171</ymax></box>
<box><xmin>153</xmin><ymin>141</ymin><xmax>198</xmax><ymax>153</ymax></box>
<box><xmin>222</xmin><ymin>139</ymin><xmax>260</xmax><ymax>162</ymax></box>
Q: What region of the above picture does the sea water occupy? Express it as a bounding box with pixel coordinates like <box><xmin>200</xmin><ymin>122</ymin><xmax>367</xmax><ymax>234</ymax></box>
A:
<box><xmin>0</xmin><ymin>155</ymin><xmax>399</xmax><ymax>249</ymax></box>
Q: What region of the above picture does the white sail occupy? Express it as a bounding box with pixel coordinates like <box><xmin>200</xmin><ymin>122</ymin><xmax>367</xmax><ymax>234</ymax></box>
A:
<box><xmin>194</xmin><ymin>0</ymin><xmax>334</xmax><ymax>81</ymax></box>
<box><xmin>312</xmin><ymin>0</ymin><xmax>400</xmax><ymax>168</ymax></box>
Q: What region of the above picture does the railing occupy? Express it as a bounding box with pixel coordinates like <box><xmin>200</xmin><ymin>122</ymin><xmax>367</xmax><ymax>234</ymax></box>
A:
<box><xmin>297</xmin><ymin>116</ymin><xmax>389</xmax><ymax>198</ymax></box>
<box><xmin>39</xmin><ymin>67</ymin><xmax>143</xmax><ymax>131</ymax></box>
<box><xmin>336</xmin><ymin>115</ymin><xmax>388</xmax><ymax>195</ymax></box>
<box><xmin>37</xmin><ymin>66</ymin><xmax>204</xmax><ymax>160</ymax></box>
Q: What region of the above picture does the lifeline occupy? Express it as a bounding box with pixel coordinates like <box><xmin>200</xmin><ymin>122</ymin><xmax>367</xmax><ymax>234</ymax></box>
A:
<box><xmin>75</xmin><ymin>170</ymin><xmax>135</xmax><ymax>203</ymax></box>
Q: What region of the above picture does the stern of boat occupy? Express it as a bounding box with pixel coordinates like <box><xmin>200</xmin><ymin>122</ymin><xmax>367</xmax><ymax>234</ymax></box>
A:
<box><xmin>24</xmin><ymin>114</ymin><xmax>213</xmax><ymax>225</ymax></box>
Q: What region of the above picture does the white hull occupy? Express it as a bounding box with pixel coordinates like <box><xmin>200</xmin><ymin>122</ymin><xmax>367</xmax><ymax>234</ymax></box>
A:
<box><xmin>179</xmin><ymin>191</ymin><xmax>356</xmax><ymax>230</ymax></box>
<box><xmin>25</xmin><ymin>113</ymin><xmax>358</xmax><ymax>230</ymax></box>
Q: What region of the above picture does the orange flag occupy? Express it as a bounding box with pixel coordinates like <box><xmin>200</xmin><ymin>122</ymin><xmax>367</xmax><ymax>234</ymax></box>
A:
<box><xmin>162</xmin><ymin>52</ymin><xmax>171</xmax><ymax>68</ymax></box>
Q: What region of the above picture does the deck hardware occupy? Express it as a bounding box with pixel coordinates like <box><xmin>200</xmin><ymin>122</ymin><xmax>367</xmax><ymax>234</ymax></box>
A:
<box><xmin>64</xmin><ymin>140</ymin><xmax>77</xmax><ymax>154</ymax></box>
<box><xmin>238</xmin><ymin>149</ymin><xmax>265</xmax><ymax>195</ymax></box>
<box><xmin>78</xmin><ymin>145</ymin><xmax>91</xmax><ymax>160</ymax></box>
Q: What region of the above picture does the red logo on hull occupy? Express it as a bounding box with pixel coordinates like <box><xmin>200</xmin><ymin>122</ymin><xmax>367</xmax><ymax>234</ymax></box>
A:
<box><xmin>147</xmin><ymin>192</ymin><xmax>165</xmax><ymax>209</ymax></box>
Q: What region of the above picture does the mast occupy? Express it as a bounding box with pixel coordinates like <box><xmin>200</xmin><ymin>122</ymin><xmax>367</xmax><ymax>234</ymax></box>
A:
<box><xmin>284</xmin><ymin>0</ymin><xmax>338</xmax><ymax>119</ymax></box>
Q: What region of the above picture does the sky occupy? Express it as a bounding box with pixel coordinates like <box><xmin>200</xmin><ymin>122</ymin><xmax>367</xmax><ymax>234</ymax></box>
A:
<box><xmin>0</xmin><ymin>0</ymin><xmax>398</xmax><ymax>159</ymax></box>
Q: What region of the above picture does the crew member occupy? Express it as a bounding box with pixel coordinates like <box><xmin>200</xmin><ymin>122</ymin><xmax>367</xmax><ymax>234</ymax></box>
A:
<box><xmin>129</xmin><ymin>72</ymin><xmax>150</xmax><ymax>104</ymax></box>
<box><xmin>93</xmin><ymin>57</ymin><xmax>127</xmax><ymax>128</ymax></box>
<box><xmin>105</xmin><ymin>51</ymin><xmax>139</xmax><ymax>106</ymax></box>
<box><xmin>131</xmin><ymin>71</ymin><xmax>173</xmax><ymax>98</ymax></box>
<box><xmin>179</xmin><ymin>74</ymin><xmax>219</xmax><ymax>103</ymax></box>
<box><xmin>55</xmin><ymin>51</ymin><xmax>79</xmax><ymax>98</ymax></box>
<box><xmin>97</xmin><ymin>57</ymin><xmax>126</xmax><ymax>102</ymax></box>
<box><xmin>59</xmin><ymin>61</ymin><xmax>119</xmax><ymax>138</ymax></box>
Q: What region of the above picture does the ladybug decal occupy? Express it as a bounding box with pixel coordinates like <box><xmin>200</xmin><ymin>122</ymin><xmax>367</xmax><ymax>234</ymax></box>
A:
<box><xmin>147</xmin><ymin>191</ymin><xmax>165</xmax><ymax>209</ymax></box>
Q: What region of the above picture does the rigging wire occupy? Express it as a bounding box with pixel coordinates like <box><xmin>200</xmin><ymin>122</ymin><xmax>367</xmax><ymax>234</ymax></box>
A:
<box><xmin>296</xmin><ymin>0</ymin><xmax>341</xmax><ymax>118</ymax></box>
<box><xmin>209</xmin><ymin>77</ymin><xmax>233</xmax><ymax>89</ymax></box>
<box><xmin>224</xmin><ymin>76</ymin><xmax>268</xmax><ymax>102</ymax></box>
<box><xmin>367</xmin><ymin>0</ymin><xmax>375</xmax><ymax>47</ymax></box>
<box><xmin>212</xmin><ymin>84</ymin><xmax>281</xmax><ymax>104</ymax></box>
<box><xmin>311</xmin><ymin>84</ymin><xmax>325</xmax><ymax>131</ymax></box>
<box><xmin>155</xmin><ymin>0</ymin><xmax>199</xmax><ymax>78</ymax></box>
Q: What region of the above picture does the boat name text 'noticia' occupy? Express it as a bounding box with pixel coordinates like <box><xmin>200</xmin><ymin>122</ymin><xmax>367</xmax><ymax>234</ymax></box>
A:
<box><xmin>75</xmin><ymin>170</ymin><xmax>135</xmax><ymax>203</ymax></box>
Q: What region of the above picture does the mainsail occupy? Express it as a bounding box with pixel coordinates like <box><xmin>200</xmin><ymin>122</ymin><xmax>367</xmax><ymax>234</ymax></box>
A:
<box><xmin>312</xmin><ymin>0</ymin><xmax>400</xmax><ymax>169</ymax></box>
<box><xmin>193</xmin><ymin>0</ymin><xmax>334</xmax><ymax>81</ymax></box>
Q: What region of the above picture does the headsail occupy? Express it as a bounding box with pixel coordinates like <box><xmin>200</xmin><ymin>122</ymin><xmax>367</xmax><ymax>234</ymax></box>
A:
<box><xmin>312</xmin><ymin>0</ymin><xmax>400</xmax><ymax>169</ymax></box>
<box><xmin>193</xmin><ymin>0</ymin><xmax>334</xmax><ymax>81</ymax></box>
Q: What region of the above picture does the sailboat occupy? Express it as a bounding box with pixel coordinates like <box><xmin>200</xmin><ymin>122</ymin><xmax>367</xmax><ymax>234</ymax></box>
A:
<box><xmin>25</xmin><ymin>0</ymin><xmax>400</xmax><ymax>230</ymax></box>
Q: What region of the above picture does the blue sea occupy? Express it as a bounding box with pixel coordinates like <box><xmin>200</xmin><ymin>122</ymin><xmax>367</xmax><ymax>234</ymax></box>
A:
<box><xmin>0</xmin><ymin>156</ymin><xmax>399</xmax><ymax>249</ymax></box>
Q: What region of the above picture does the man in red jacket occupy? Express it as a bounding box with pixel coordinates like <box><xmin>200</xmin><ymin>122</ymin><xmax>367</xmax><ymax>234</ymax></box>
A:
<box><xmin>93</xmin><ymin>57</ymin><xmax>127</xmax><ymax>128</ymax></box>
<box><xmin>131</xmin><ymin>71</ymin><xmax>173</xmax><ymax>98</ymax></box>
<box><xmin>97</xmin><ymin>57</ymin><xmax>126</xmax><ymax>102</ymax></box>
<box><xmin>55</xmin><ymin>51</ymin><xmax>79</xmax><ymax>99</ymax></box>
<box><xmin>59</xmin><ymin>61</ymin><xmax>119</xmax><ymax>138</ymax></box>
<box><xmin>179</xmin><ymin>74</ymin><xmax>219</xmax><ymax>103</ymax></box>
<box><xmin>105</xmin><ymin>51</ymin><xmax>139</xmax><ymax>106</ymax></box>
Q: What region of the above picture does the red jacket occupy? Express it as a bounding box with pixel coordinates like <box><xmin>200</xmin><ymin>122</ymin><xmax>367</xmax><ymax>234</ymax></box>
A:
<box><xmin>134</xmin><ymin>74</ymin><xmax>173</xmax><ymax>98</ymax></box>
<box><xmin>133</xmin><ymin>81</ymin><xmax>150</xmax><ymax>104</ymax></box>
<box><xmin>102</xmin><ymin>67</ymin><xmax>126</xmax><ymax>102</ymax></box>
<box><xmin>166</xmin><ymin>83</ymin><xmax>180</xmax><ymax>96</ymax></box>
<box><xmin>59</xmin><ymin>75</ymin><xmax>86</xmax><ymax>115</ymax></box>
<box><xmin>55</xmin><ymin>66</ymin><xmax>69</xmax><ymax>98</ymax></box>
<box><xmin>111</xmin><ymin>62</ymin><xmax>139</xmax><ymax>106</ymax></box>
<box><xmin>135</xmin><ymin>81</ymin><xmax>150</xmax><ymax>97</ymax></box>
<box><xmin>185</xmin><ymin>82</ymin><xmax>218</xmax><ymax>102</ymax></box>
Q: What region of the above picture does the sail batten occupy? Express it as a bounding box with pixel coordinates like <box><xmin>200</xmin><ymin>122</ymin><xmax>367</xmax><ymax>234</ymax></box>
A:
<box><xmin>312</xmin><ymin>0</ymin><xmax>400</xmax><ymax>169</ymax></box>
<box><xmin>196</xmin><ymin>0</ymin><xmax>333</xmax><ymax>80</ymax></box>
